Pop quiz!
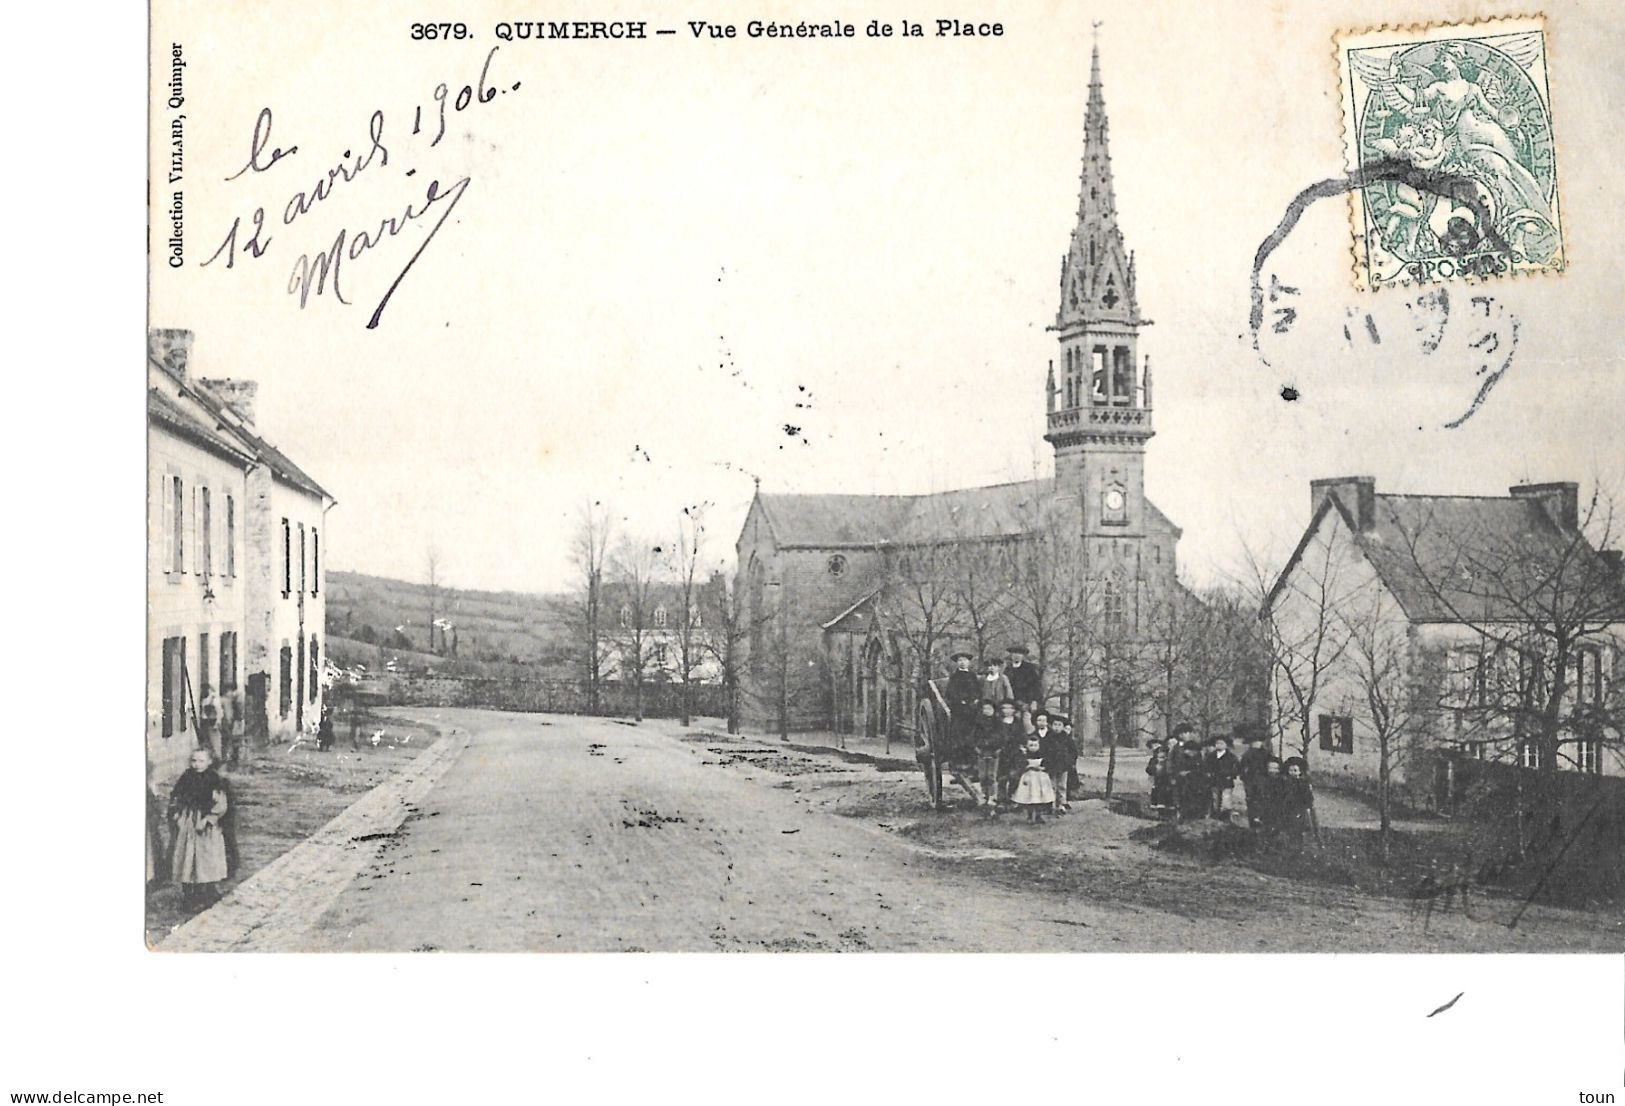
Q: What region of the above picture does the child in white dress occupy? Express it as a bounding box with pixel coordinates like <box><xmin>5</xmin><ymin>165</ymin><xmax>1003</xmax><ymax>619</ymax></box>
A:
<box><xmin>1010</xmin><ymin>735</ymin><xmax>1055</xmax><ymax>823</ymax></box>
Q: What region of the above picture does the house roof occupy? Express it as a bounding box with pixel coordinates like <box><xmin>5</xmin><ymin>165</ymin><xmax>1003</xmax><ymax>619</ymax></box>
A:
<box><xmin>1270</xmin><ymin>490</ymin><xmax>1625</xmax><ymax>624</ymax></box>
<box><xmin>148</xmin><ymin>388</ymin><xmax>257</xmax><ymax>466</ymax></box>
<box><xmin>150</xmin><ymin>357</ymin><xmax>332</xmax><ymax>501</ymax></box>
<box><xmin>756</xmin><ymin>478</ymin><xmax>1181</xmax><ymax>550</ymax></box>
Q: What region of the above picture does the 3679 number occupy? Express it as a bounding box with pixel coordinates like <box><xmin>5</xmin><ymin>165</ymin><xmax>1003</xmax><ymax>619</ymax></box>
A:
<box><xmin>411</xmin><ymin>22</ymin><xmax>470</xmax><ymax>40</ymax></box>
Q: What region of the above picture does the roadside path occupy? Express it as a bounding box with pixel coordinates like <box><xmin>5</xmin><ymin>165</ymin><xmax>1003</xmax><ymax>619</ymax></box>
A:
<box><xmin>160</xmin><ymin>728</ymin><xmax>469</xmax><ymax>952</ymax></box>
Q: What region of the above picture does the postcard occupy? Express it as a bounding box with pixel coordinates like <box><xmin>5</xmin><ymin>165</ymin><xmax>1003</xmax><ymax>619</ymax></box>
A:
<box><xmin>145</xmin><ymin>0</ymin><xmax>1624</xmax><ymax>969</ymax></box>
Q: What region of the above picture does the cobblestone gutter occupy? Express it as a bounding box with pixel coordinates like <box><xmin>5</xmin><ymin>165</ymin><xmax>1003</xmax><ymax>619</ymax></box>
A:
<box><xmin>157</xmin><ymin>729</ymin><xmax>470</xmax><ymax>952</ymax></box>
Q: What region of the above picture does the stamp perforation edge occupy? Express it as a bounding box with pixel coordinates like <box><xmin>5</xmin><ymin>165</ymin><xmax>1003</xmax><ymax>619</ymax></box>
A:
<box><xmin>1331</xmin><ymin>11</ymin><xmax>1566</xmax><ymax>293</ymax></box>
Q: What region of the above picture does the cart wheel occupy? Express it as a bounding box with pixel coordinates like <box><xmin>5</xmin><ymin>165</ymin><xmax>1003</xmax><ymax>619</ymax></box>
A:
<box><xmin>916</xmin><ymin>701</ymin><xmax>945</xmax><ymax>810</ymax></box>
<box><xmin>924</xmin><ymin>754</ymin><xmax>943</xmax><ymax>810</ymax></box>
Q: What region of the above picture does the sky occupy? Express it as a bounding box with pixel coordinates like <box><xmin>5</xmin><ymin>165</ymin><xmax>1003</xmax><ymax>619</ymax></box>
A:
<box><xmin>149</xmin><ymin>0</ymin><xmax>1625</xmax><ymax>595</ymax></box>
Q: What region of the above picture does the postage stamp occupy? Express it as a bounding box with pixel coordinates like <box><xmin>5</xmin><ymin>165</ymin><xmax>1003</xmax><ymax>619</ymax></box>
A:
<box><xmin>1336</xmin><ymin>15</ymin><xmax>1564</xmax><ymax>290</ymax></box>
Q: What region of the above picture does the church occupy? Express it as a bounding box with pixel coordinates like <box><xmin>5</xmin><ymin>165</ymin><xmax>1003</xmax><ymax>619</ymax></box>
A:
<box><xmin>734</xmin><ymin>46</ymin><xmax>1188</xmax><ymax>746</ymax></box>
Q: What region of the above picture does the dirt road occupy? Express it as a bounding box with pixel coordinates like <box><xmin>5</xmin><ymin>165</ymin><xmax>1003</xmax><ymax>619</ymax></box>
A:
<box><xmin>304</xmin><ymin>709</ymin><xmax>1622</xmax><ymax>952</ymax></box>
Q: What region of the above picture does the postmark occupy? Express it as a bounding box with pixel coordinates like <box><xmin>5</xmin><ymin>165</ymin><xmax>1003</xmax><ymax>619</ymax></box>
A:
<box><xmin>1336</xmin><ymin>15</ymin><xmax>1564</xmax><ymax>290</ymax></box>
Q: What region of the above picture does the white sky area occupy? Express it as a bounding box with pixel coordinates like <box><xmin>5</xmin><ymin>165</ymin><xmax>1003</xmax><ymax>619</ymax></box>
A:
<box><xmin>149</xmin><ymin>0</ymin><xmax>1625</xmax><ymax>595</ymax></box>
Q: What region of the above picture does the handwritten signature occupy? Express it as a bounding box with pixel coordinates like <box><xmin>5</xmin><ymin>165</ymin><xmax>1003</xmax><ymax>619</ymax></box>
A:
<box><xmin>200</xmin><ymin>45</ymin><xmax>517</xmax><ymax>330</ymax></box>
<box><xmin>1406</xmin><ymin>794</ymin><xmax>1606</xmax><ymax>930</ymax></box>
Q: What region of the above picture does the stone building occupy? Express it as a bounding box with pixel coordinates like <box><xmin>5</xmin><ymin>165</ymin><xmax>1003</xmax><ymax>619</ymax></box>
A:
<box><xmin>147</xmin><ymin>328</ymin><xmax>334</xmax><ymax>780</ymax></box>
<box><xmin>734</xmin><ymin>47</ymin><xmax>1191</xmax><ymax>744</ymax></box>
<box><xmin>1263</xmin><ymin>476</ymin><xmax>1625</xmax><ymax>804</ymax></box>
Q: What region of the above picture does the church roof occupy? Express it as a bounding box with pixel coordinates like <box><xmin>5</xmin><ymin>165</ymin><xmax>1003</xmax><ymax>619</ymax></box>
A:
<box><xmin>757</xmin><ymin>478</ymin><xmax>1180</xmax><ymax>551</ymax></box>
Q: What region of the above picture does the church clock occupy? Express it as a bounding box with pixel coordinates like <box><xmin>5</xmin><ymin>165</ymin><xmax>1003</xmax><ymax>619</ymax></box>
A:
<box><xmin>1103</xmin><ymin>483</ymin><xmax>1127</xmax><ymax>526</ymax></box>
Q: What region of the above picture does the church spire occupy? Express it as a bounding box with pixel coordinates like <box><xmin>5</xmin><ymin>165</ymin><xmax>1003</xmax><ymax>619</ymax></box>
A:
<box><xmin>1056</xmin><ymin>37</ymin><xmax>1138</xmax><ymax>328</ymax></box>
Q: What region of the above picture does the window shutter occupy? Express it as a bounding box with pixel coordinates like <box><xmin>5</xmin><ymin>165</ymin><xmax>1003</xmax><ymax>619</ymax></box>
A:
<box><xmin>161</xmin><ymin>639</ymin><xmax>175</xmax><ymax>737</ymax></box>
<box><xmin>1318</xmin><ymin>714</ymin><xmax>1333</xmax><ymax>751</ymax></box>
<box><xmin>161</xmin><ymin>474</ymin><xmax>175</xmax><ymax>573</ymax></box>
<box><xmin>192</xmin><ymin>485</ymin><xmax>202</xmax><ymax>576</ymax></box>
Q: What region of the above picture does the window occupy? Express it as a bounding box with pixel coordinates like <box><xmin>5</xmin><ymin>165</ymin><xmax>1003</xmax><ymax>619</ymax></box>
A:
<box><xmin>281</xmin><ymin>519</ymin><xmax>292</xmax><ymax>597</ymax></box>
<box><xmin>1318</xmin><ymin>714</ymin><xmax>1353</xmax><ymax>754</ymax></box>
<box><xmin>619</xmin><ymin>605</ymin><xmax>630</xmax><ymax>628</ymax></box>
<box><xmin>279</xmin><ymin>645</ymin><xmax>293</xmax><ymax>718</ymax></box>
<box><xmin>1112</xmin><ymin>347</ymin><xmax>1133</xmax><ymax>405</ymax></box>
<box><xmin>654</xmin><ymin>606</ymin><xmax>667</xmax><ymax>628</ymax></box>
<box><xmin>200</xmin><ymin>487</ymin><xmax>213</xmax><ymax>579</ymax></box>
<box><xmin>1570</xmin><ymin>740</ymin><xmax>1600</xmax><ymax>774</ymax></box>
<box><xmin>1090</xmin><ymin>348</ymin><xmax>1107</xmax><ymax>402</ymax></box>
<box><xmin>309</xmin><ymin>635</ymin><xmax>320</xmax><ymax>702</ymax></box>
<box><xmin>1574</xmin><ymin>645</ymin><xmax>1604</xmax><ymax>705</ymax></box>
<box><xmin>299</xmin><ymin>523</ymin><xmax>307</xmax><ymax>595</ymax></box>
<box><xmin>166</xmin><ymin>474</ymin><xmax>185</xmax><ymax>573</ymax></box>
<box><xmin>161</xmin><ymin>636</ymin><xmax>186</xmax><ymax>737</ymax></box>
<box><xmin>827</xmin><ymin>554</ymin><xmax>847</xmax><ymax>577</ymax></box>
<box><xmin>225</xmin><ymin>495</ymin><xmax>236</xmax><ymax>578</ymax></box>
<box><xmin>653</xmin><ymin>643</ymin><xmax>669</xmax><ymax>666</ymax></box>
<box><xmin>1446</xmin><ymin>648</ymin><xmax>1486</xmax><ymax>708</ymax></box>
<box><xmin>312</xmin><ymin>528</ymin><xmax>320</xmax><ymax>595</ymax></box>
<box><xmin>1518</xmin><ymin>741</ymin><xmax>1543</xmax><ymax>770</ymax></box>
<box><xmin>1104</xmin><ymin>578</ymin><xmax>1125</xmax><ymax>634</ymax></box>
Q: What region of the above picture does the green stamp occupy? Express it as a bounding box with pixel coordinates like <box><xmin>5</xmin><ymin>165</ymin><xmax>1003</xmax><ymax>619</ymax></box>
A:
<box><xmin>1337</xmin><ymin>16</ymin><xmax>1563</xmax><ymax>290</ymax></box>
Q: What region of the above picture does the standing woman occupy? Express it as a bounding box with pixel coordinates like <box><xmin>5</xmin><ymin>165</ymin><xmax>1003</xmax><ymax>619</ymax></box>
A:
<box><xmin>169</xmin><ymin>747</ymin><xmax>230</xmax><ymax>907</ymax></box>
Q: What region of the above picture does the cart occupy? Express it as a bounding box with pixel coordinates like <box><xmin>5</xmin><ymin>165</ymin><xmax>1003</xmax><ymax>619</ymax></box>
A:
<box><xmin>913</xmin><ymin>678</ymin><xmax>983</xmax><ymax>811</ymax></box>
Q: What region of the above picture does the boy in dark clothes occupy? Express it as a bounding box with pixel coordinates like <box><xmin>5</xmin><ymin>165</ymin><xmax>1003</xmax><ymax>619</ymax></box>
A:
<box><xmin>1278</xmin><ymin>756</ymin><xmax>1319</xmax><ymax>848</ymax></box>
<box><xmin>1238</xmin><ymin>734</ymin><xmax>1272</xmax><ymax>828</ymax></box>
<box><xmin>1170</xmin><ymin>725</ymin><xmax>1207</xmax><ymax>822</ymax></box>
<box><xmin>1004</xmin><ymin>645</ymin><xmax>1043</xmax><ymax>726</ymax></box>
<box><xmin>972</xmin><ymin>699</ymin><xmax>1003</xmax><ymax>813</ymax></box>
<box><xmin>994</xmin><ymin>700</ymin><xmax>1028</xmax><ymax>807</ymax></box>
<box><xmin>1254</xmin><ymin>757</ymin><xmax>1283</xmax><ymax>837</ymax></box>
<box><xmin>944</xmin><ymin>652</ymin><xmax>982</xmax><ymax>760</ymax></box>
<box><xmin>1206</xmin><ymin>735</ymin><xmax>1240</xmax><ymax>819</ymax></box>
<box><xmin>1145</xmin><ymin>743</ymin><xmax>1172</xmax><ymax>813</ymax></box>
<box><xmin>1036</xmin><ymin>711</ymin><xmax>1077</xmax><ymax>815</ymax></box>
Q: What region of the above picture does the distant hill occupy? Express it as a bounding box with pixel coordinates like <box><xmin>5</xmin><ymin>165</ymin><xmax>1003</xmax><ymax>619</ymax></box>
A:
<box><xmin>325</xmin><ymin>569</ymin><xmax>573</xmax><ymax>668</ymax></box>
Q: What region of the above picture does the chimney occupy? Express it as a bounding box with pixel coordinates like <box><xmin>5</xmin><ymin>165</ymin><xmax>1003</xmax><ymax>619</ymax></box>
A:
<box><xmin>1310</xmin><ymin>476</ymin><xmax>1376</xmax><ymax>530</ymax></box>
<box><xmin>1510</xmin><ymin>481</ymin><xmax>1579</xmax><ymax>530</ymax></box>
<box><xmin>201</xmin><ymin>377</ymin><xmax>259</xmax><ymax>426</ymax></box>
<box><xmin>148</xmin><ymin>328</ymin><xmax>194</xmax><ymax>379</ymax></box>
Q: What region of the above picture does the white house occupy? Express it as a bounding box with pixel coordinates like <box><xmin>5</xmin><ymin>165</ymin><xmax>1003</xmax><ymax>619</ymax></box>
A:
<box><xmin>1264</xmin><ymin>476</ymin><xmax>1625</xmax><ymax>806</ymax></box>
<box><xmin>147</xmin><ymin>329</ymin><xmax>334</xmax><ymax>781</ymax></box>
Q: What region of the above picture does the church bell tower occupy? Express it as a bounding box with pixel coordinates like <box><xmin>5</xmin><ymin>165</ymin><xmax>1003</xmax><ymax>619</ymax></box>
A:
<box><xmin>1045</xmin><ymin>42</ymin><xmax>1154</xmax><ymax>538</ymax></box>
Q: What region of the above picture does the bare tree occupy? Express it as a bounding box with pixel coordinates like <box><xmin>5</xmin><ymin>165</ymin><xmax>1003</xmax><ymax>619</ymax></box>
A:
<box><xmin>1252</xmin><ymin>530</ymin><xmax>1355</xmax><ymax>768</ymax></box>
<box><xmin>1385</xmin><ymin>486</ymin><xmax>1625</xmax><ymax>837</ymax></box>
<box><xmin>672</xmin><ymin>506</ymin><xmax>709</xmax><ymax>727</ymax></box>
<box><xmin>1007</xmin><ymin>511</ymin><xmax>1075</xmax><ymax>687</ymax></box>
<box><xmin>556</xmin><ymin>500</ymin><xmax>615</xmax><ymax>714</ymax></box>
<box><xmin>610</xmin><ymin>536</ymin><xmax>664</xmax><ymax>722</ymax></box>
<box><xmin>871</xmin><ymin>539</ymin><xmax>966</xmax><ymax>726</ymax></box>
<box><xmin>1337</xmin><ymin>584</ymin><xmax>1428</xmax><ymax>861</ymax></box>
<box><xmin>424</xmin><ymin>544</ymin><xmax>443</xmax><ymax>655</ymax></box>
<box><xmin>946</xmin><ymin>535</ymin><xmax>1012</xmax><ymax>666</ymax></box>
<box><xmin>702</xmin><ymin>571</ymin><xmax>759</xmax><ymax>734</ymax></box>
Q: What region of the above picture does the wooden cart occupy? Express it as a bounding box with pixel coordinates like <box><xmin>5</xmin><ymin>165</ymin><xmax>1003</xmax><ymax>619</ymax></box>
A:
<box><xmin>913</xmin><ymin>678</ymin><xmax>983</xmax><ymax>811</ymax></box>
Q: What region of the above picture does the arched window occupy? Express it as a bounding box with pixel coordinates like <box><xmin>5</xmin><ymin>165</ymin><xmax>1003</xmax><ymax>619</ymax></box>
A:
<box><xmin>619</xmin><ymin>605</ymin><xmax>631</xmax><ymax>628</ymax></box>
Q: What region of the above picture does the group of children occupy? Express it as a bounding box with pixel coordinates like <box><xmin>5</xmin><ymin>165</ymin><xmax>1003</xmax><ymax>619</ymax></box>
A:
<box><xmin>951</xmin><ymin>697</ymin><xmax>1079</xmax><ymax>824</ymax></box>
<box><xmin>1145</xmin><ymin>727</ymin><xmax>1318</xmax><ymax>845</ymax></box>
